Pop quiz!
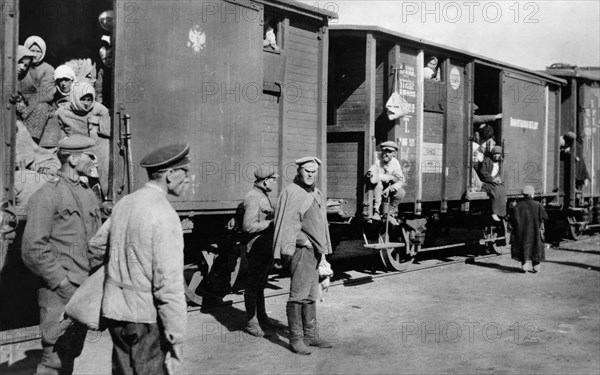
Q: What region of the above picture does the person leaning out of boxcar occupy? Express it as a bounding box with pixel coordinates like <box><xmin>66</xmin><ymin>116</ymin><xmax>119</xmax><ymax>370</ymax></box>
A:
<box><xmin>37</xmin><ymin>64</ymin><xmax>77</xmax><ymax>147</ymax></box>
<box><xmin>424</xmin><ymin>56</ymin><xmax>440</xmax><ymax>81</ymax></box>
<box><xmin>94</xmin><ymin>35</ymin><xmax>113</xmax><ymax>108</ymax></box>
<box><xmin>21</xmin><ymin>135</ymin><xmax>102</xmax><ymax>375</ymax></box>
<box><xmin>473</xmin><ymin>104</ymin><xmax>502</xmax><ymax>156</ymax></box>
<box><xmin>476</xmin><ymin>145</ymin><xmax>507</xmax><ymax>222</ymax></box>
<box><xmin>510</xmin><ymin>185</ymin><xmax>548</xmax><ymax>273</ymax></box>
<box><xmin>560</xmin><ymin>131</ymin><xmax>590</xmax><ymax>190</ymax></box>
<box><xmin>469</xmin><ymin>131</ymin><xmax>484</xmax><ymax>191</ymax></box>
<box><xmin>242</xmin><ymin>167</ymin><xmax>282</xmax><ymax>337</ymax></box>
<box><xmin>16</xmin><ymin>36</ymin><xmax>57</xmax><ymax>143</ymax></box>
<box><xmin>365</xmin><ymin>141</ymin><xmax>406</xmax><ymax>225</ymax></box>
<box><xmin>273</xmin><ymin>157</ymin><xmax>334</xmax><ymax>355</ymax></box>
<box><xmin>89</xmin><ymin>143</ymin><xmax>190</xmax><ymax>374</ymax></box>
<box><xmin>56</xmin><ymin>82</ymin><xmax>111</xmax><ymax>194</ymax></box>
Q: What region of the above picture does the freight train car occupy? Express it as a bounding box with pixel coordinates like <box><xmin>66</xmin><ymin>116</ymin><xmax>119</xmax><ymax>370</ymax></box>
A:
<box><xmin>545</xmin><ymin>64</ymin><xmax>600</xmax><ymax>239</ymax></box>
<box><xmin>0</xmin><ymin>0</ymin><xmax>335</xmax><ymax>329</ymax></box>
<box><xmin>325</xmin><ymin>26</ymin><xmax>566</xmax><ymax>270</ymax></box>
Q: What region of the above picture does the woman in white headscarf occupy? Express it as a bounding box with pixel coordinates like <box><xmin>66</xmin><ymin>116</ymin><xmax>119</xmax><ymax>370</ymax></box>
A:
<box><xmin>38</xmin><ymin>65</ymin><xmax>77</xmax><ymax>147</ymax></box>
<box><xmin>56</xmin><ymin>82</ymin><xmax>111</xmax><ymax>193</ymax></box>
<box><xmin>18</xmin><ymin>36</ymin><xmax>56</xmax><ymax>141</ymax></box>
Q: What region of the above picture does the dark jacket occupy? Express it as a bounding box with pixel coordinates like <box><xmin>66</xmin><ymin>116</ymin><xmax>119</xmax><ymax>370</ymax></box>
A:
<box><xmin>510</xmin><ymin>197</ymin><xmax>548</xmax><ymax>263</ymax></box>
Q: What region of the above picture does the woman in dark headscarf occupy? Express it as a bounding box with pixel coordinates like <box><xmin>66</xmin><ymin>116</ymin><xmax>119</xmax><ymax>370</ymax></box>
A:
<box><xmin>17</xmin><ymin>36</ymin><xmax>56</xmax><ymax>141</ymax></box>
<box><xmin>56</xmin><ymin>82</ymin><xmax>111</xmax><ymax>193</ymax></box>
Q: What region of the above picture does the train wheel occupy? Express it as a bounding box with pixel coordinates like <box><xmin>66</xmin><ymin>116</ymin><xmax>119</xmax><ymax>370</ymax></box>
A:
<box><xmin>378</xmin><ymin>233</ymin><xmax>408</xmax><ymax>271</ymax></box>
<box><xmin>567</xmin><ymin>215</ymin><xmax>584</xmax><ymax>240</ymax></box>
<box><xmin>184</xmin><ymin>249</ymin><xmax>242</xmax><ymax>306</ymax></box>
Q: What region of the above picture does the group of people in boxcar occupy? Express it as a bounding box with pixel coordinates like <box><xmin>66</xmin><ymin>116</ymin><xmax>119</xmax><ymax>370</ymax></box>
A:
<box><xmin>12</xmin><ymin>30</ymin><xmax>113</xmax><ymax>211</ymax></box>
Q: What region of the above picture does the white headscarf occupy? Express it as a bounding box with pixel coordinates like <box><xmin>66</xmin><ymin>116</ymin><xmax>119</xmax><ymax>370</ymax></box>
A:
<box><xmin>54</xmin><ymin>65</ymin><xmax>76</xmax><ymax>82</ymax></box>
<box><xmin>24</xmin><ymin>35</ymin><xmax>47</xmax><ymax>63</ymax></box>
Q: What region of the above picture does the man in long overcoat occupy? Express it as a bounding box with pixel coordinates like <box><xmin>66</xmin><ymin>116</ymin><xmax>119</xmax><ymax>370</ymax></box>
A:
<box><xmin>273</xmin><ymin>156</ymin><xmax>333</xmax><ymax>355</ymax></box>
<box><xmin>510</xmin><ymin>185</ymin><xmax>548</xmax><ymax>273</ymax></box>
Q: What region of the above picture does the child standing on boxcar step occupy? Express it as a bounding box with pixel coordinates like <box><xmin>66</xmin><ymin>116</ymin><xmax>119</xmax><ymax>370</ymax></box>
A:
<box><xmin>56</xmin><ymin>83</ymin><xmax>111</xmax><ymax>194</ymax></box>
<box><xmin>510</xmin><ymin>185</ymin><xmax>548</xmax><ymax>273</ymax></box>
<box><xmin>477</xmin><ymin>145</ymin><xmax>507</xmax><ymax>222</ymax></box>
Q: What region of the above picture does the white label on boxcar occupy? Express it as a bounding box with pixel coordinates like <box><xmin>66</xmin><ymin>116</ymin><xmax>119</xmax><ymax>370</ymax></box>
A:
<box><xmin>449</xmin><ymin>67</ymin><xmax>461</xmax><ymax>90</ymax></box>
<box><xmin>510</xmin><ymin>117</ymin><xmax>539</xmax><ymax>130</ymax></box>
<box><xmin>421</xmin><ymin>142</ymin><xmax>443</xmax><ymax>173</ymax></box>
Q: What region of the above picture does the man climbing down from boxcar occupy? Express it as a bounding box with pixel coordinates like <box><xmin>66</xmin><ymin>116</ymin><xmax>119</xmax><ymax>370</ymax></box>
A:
<box><xmin>510</xmin><ymin>185</ymin><xmax>548</xmax><ymax>273</ymax></box>
<box><xmin>21</xmin><ymin>135</ymin><xmax>102</xmax><ymax>375</ymax></box>
<box><xmin>242</xmin><ymin>167</ymin><xmax>280</xmax><ymax>337</ymax></box>
<box><xmin>90</xmin><ymin>143</ymin><xmax>189</xmax><ymax>374</ymax></box>
<box><xmin>365</xmin><ymin>141</ymin><xmax>406</xmax><ymax>225</ymax></box>
<box><xmin>477</xmin><ymin>145</ymin><xmax>507</xmax><ymax>222</ymax></box>
<box><xmin>273</xmin><ymin>157</ymin><xmax>333</xmax><ymax>355</ymax></box>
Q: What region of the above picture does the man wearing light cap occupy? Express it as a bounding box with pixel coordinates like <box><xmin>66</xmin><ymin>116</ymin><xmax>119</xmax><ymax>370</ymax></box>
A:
<box><xmin>89</xmin><ymin>143</ymin><xmax>190</xmax><ymax>374</ymax></box>
<box><xmin>273</xmin><ymin>156</ymin><xmax>333</xmax><ymax>354</ymax></box>
<box><xmin>21</xmin><ymin>134</ymin><xmax>102</xmax><ymax>375</ymax></box>
<box><xmin>365</xmin><ymin>141</ymin><xmax>406</xmax><ymax>224</ymax></box>
<box><xmin>241</xmin><ymin>166</ymin><xmax>279</xmax><ymax>337</ymax></box>
<box><xmin>510</xmin><ymin>185</ymin><xmax>548</xmax><ymax>273</ymax></box>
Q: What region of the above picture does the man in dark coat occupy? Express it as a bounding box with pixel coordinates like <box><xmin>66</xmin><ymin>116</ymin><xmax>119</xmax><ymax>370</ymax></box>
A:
<box><xmin>510</xmin><ymin>185</ymin><xmax>548</xmax><ymax>273</ymax></box>
<box><xmin>242</xmin><ymin>167</ymin><xmax>279</xmax><ymax>337</ymax></box>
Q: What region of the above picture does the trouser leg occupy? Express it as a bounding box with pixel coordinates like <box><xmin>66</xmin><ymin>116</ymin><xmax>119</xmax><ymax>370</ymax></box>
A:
<box><xmin>108</xmin><ymin>321</ymin><xmax>168</xmax><ymax>375</ymax></box>
<box><xmin>286</xmin><ymin>301</ymin><xmax>311</xmax><ymax>355</ymax></box>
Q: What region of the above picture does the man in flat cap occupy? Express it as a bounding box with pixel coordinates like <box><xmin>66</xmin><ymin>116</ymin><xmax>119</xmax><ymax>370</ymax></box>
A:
<box><xmin>476</xmin><ymin>145</ymin><xmax>507</xmax><ymax>222</ymax></box>
<box><xmin>89</xmin><ymin>143</ymin><xmax>190</xmax><ymax>374</ymax></box>
<box><xmin>273</xmin><ymin>156</ymin><xmax>333</xmax><ymax>355</ymax></box>
<box><xmin>241</xmin><ymin>166</ymin><xmax>280</xmax><ymax>337</ymax></box>
<box><xmin>21</xmin><ymin>134</ymin><xmax>102</xmax><ymax>375</ymax></box>
<box><xmin>365</xmin><ymin>141</ymin><xmax>406</xmax><ymax>224</ymax></box>
<box><xmin>510</xmin><ymin>185</ymin><xmax>548</xmax><ymax>273</ymax></box>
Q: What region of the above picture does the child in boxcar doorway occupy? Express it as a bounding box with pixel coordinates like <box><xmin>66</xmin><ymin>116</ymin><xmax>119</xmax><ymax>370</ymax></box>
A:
<box><xmin>17</xmin><ymin>36</ymin><xmax>56</xmax><ymax>142</ymax></box>
<box><xmin>477</xmin><ymin>145</ymin><xmax>507</xmax><ymax>222</ymax></box>
<box><xmin>56</xmin><ymin>83</ymin><xmax>111</xmax><ymax>195</ymax></box>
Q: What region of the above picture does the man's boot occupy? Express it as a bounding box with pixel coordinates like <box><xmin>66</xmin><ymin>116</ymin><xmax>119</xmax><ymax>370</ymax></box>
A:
<box><xmin>302</xmin><ymin>302</ymin><xmax>333</xmax><ymax>348</ymax></box>
<box><xmin>257</xmin><ymin>290</ymin><xmax>283</xmax><ymax>329</ymax></box>
<box><xmin>286</xmin><ymin>302</ymin><xmax>311</xmax><ymax>355</ymax></box>
<box><xmin>34</xmin><ymin>346</ymin><xmax>61</xmax><ymax>375</ymax></box>
<box><xmin>244</xmin><ymin>290</ymin><xmax>264</xmax><ymax>337</ymax></box>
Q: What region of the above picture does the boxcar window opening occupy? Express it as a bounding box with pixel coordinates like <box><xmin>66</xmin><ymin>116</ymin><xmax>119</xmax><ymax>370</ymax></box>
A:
<box><xmin>474</xmin><ymin>64</ymin><xmax>503</xmax><ymax>156</ymax></box>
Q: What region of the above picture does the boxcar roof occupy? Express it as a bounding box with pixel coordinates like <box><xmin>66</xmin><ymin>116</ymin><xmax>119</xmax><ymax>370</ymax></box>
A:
<box><xmin>258</xmin><ymin>0</ymin><xmax>338</xmax><ymax>20</ymax></box>
<box><xmin>331</xmin><ymin>25</ymin><xmax>566</xmax><ymax>86</ymax></box>
<box><xmin>544</xmin><ymin>66</ymin><xmax>600</xmax><ymax>82</ymax></box>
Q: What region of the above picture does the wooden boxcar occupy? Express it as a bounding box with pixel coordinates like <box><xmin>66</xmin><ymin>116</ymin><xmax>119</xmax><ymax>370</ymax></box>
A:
<box><xmin>545</xmin><ymin>64</ymin><xmax>600</xmax><ymax>239</ymax></box>
<box><xmin>0</xmin><ymin>0</ymin><xmax>335</xmax><ymax>329</ymax></box>
<box><xmin>325</xmin><ymin>26</ymin><xmax>566</xmax><ymax>269</ymax></box>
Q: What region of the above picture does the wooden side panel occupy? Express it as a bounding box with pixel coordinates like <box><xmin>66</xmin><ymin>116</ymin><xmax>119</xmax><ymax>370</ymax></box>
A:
<box><xmin>283</xmin><ymin>20</ymin><xmax>321</xmax><ymax>180</ymax></box>
<box><xmin>396</xmin><ymin>48</ymin><xmax>418</xmax><ymax>202</ymax></box>
<box><xmin>445</xmin><ymin>61</ymin><xmax>467</xmax><ymax>200</ymax></box>
<box><xmin>581</xmin><ymin>83</ymin><xmax>600</xmax><ymax>198</ymax></box>
<box><xmin>113</xmin><ymin>0</ymin><xmax>263</xmax><ymax>210</ymax></box>
<box><xmin>327</xmin><ymin>133</ymin><xmax>363</xmax><ymax>214</ymax></box>
<box><xmin>501</xmin><ymin>73</ymin><xmax>546</xmax><ymax>195</ymax></box>
<box><xmin>421</xmin><ymin>112</ymin><xmax>443</xmax><ymax>201</ymax></box>
<box><xmin>262</xmin><ymin>93</ymin><xmax>280</xmax><ymax>198</ymax></box>
<box><xmin>330</xmin><ymin>36</ymin><xmax>366</xmax><ymax>128</ymax></box>
<box><xmin>546</xmin><ymin>86</ymin><xmax>559</xmax><ymax>194</ymax></box>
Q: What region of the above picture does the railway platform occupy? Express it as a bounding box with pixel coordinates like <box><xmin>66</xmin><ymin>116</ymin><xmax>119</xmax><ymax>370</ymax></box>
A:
<box><xmin>1</xmin><ymin>234</ymin><xmax>598</xmax><ymax>374</ymax></box>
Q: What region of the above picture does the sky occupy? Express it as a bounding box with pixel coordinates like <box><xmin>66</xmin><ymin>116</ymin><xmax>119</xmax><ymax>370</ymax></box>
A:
<box><xmin>298</xmin><ymin>0</ymin><xmax>600</xmax><ymax>71</ymax></box>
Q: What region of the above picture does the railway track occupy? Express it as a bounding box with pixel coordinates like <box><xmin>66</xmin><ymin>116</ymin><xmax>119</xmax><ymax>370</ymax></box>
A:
<box><xmin>3</xmin><ymin>234</ymin><xmax>598</xmax><ymax>346</ymax></box>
